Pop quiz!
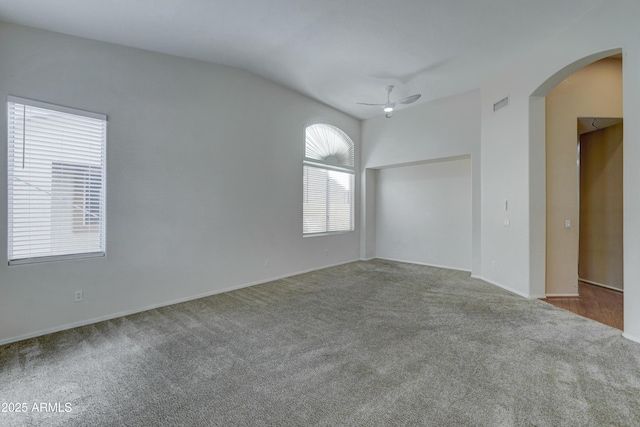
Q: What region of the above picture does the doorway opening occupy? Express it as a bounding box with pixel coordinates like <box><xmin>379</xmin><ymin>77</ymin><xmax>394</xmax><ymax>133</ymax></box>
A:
<box><xmin>540</xmin><ymin>54</ymin><xmax>623</xmax><ymax>329</ymax></box>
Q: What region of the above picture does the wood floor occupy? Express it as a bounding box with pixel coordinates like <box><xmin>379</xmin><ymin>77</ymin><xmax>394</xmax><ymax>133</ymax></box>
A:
<box><xmin>541</xmin><ymin>281</ymin><xmax>623</xmax><ymax>330</ymax></box>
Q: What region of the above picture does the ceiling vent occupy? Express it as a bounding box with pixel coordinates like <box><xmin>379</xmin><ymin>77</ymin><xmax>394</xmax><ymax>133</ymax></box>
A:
<box><xmin>493</xmin><ymin>96</ymin><xmax>509</xmax><ymax>112</ymax></box>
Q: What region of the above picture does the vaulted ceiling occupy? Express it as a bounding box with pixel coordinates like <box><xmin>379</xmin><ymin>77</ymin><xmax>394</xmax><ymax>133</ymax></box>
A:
<box><xmin>0</xmin><ymin>0</ymin><xmax>602</xmax><ymax>119</ymax></box>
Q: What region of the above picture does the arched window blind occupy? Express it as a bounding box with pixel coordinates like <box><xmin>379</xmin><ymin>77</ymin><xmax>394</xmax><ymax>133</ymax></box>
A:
<box><xmin>7</xmin><ymin>96</ymin><xmax>107</xmax><ymax>264</ymax></box>
<box><xmin>303</xmin><ymin>123</ymin><xmax>355</xmax><ymax>234</ymax></box>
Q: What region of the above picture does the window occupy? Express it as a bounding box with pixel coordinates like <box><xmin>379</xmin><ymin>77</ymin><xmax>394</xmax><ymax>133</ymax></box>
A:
<box><xmin>7</xmin><ymin>97</ymin><xmax>107</xmax><ymax>264</ymax></box>
<box><xmin>51</xmin><ymin>163</ymin><xmax>102</xmax><ymax>228</ymax></box>
<box><xmin>303</xmin><ymin>123</ymin><xmax>355</xmax><ymax>234</ymax></box>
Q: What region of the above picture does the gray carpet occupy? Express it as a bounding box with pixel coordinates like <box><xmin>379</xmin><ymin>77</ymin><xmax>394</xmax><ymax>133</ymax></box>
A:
<box><xmin>1</xmin><ymin>259</ymin><xmax>640</xmax><ymax>426</ymax></box>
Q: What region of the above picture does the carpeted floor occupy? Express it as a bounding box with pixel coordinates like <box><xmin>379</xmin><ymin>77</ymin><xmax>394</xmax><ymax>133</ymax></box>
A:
<box><xmin>1</xmin><ymin>259</ymin><xmax>639</xmax><ymax>426</ymax></box>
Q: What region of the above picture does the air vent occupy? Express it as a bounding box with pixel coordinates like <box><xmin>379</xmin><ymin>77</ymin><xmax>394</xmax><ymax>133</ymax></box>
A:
<box><xmin>493</xmin><ymin>96</ymin><xmax>509</xmax><ymax>112</ymax></box>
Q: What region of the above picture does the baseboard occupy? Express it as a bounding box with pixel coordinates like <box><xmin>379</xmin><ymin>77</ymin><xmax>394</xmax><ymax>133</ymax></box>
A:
<box><xmin>473</xmin><ymin>276</ymin><xmax>539</xmax><ymax>299</ymax></box>
<box><xmin>364</xmin><ymin>260</ymin><xmax>540</xmax><ymax>300</ymax></box>
<box><xmin>622</xmin><ymin>333</ymin><xmax>640</xmax><ymax>345</ymax></box>
<box><xmin>0</xmin><ymin>259</ymin><xmax>359</xmax><ymax>346</ymax></box>
<box><xmin>375</xmin><ymin>257</ymin><xmax>471</xmax><ymax>273</ymax></box>
<box><xmin>579</xmin><ymin>278</ymin><xmax>623</xmax><ymax>292</ymax></box>
<box><xmin>545</xmin><ymin>293</ymin><xmax>580</xmax><ymax>298</ymax></box>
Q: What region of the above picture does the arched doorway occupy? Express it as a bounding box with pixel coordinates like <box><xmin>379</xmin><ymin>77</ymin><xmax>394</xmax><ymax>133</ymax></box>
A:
<box><xmin>529</xmin><ymin>49</ymin><xmax>623</xmax><ymax>328</ymax></box>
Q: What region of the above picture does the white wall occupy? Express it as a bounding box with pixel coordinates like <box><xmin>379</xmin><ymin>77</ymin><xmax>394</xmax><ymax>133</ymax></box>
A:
<box><xmin>479</xmin><ymin>0</ymin><xmax>640</xmax><ymax>340</ymax></box>
<box><xmin>0</xmin><ymin>22</ymin><xmax>361</xmax><ymax>344</ymax></box>
<box><xmin>360</xmin><ymin>89</ymin><xmax>481</xmax><ymax>274</ymax></box>
<box><xmin>361</xmin><ymin>90</ymin><xmax>480</xmax><ymax>168</ymax></box>
<box><xmin>375</xmin><ymin>157</ymin><xmax>472</xmax><ymax>271</ymax></box>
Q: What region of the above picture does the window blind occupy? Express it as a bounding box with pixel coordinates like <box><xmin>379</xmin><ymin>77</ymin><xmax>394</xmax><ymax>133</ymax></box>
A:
<box><xmin>303</xmin><ymin>165</ymin><xmax>354</xmax><ymax>234</ymax></box>
<box><xmin>303</xmin><ymin>123</ymin><xmax>355</xmax><ymax>235</ymax></box>
<box><xmin>7</xmin><ymin>97</ymin><xmax>107</xmax><ymax>264</ymax></box>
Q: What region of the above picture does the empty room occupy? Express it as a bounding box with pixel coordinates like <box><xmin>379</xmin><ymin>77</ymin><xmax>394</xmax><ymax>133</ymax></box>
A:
<box><xmin>1</xmin><ymin>0</ymin><xmax>639</xmax><ymax>425</ymax></box>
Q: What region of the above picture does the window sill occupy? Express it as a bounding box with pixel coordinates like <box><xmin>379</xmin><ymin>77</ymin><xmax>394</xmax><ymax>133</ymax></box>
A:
<box><xmin>303</xmin><ymin>230</ymin><xmax>354</xmax><ymax>238</ymax></box>
<box><xmin>9</xmin><ymin>252</ymin><xmax>105</xmax><ymax>266</ymax></box>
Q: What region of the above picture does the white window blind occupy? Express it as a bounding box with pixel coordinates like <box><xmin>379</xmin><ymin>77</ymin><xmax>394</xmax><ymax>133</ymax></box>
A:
<box><xmin>7</xmin><ymin>96</ymin><xmax>107</xmax><ymax>264</ymax></box>
<box><xmin>303</xmin><ymin>124</ymin><xmax>355</xmax><ymax>235</ymax></box>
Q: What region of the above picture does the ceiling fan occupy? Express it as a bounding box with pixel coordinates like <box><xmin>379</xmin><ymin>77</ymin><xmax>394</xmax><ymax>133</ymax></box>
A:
<box><xmin>357</xmin><ymin>85</ymin><xmax>421</xmax><ymax>118</ymax></box>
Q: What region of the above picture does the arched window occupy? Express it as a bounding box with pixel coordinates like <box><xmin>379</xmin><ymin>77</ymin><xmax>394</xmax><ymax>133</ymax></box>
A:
<box><xmin>303</xmin><ymin>123</ymin><xmax>355</xmax><ymax>234</ymax></box>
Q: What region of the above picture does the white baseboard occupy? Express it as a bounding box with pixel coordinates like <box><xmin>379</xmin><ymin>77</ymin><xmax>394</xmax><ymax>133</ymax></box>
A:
<box><xmin>473</xmin><ymin>275</ymin><xmax>541</xmax><ymax>299</ymax></box>
<box><xmin>622</xmin><ymin>333</ymin><xmax>640</xmax><ymax>345</ymax></box>
<box><xmin>529</xmin><ymin>293</ymin><xmax>547</xmax><ymax>299</ymax></box>
<box><xmin>0</xmin><ymin>259</ymin><xmax>359</xmax><ymax>346</ymax></box>
<box><xmin>579</xmin><ymin>278</ymin><xmax>623</xmax><ymax>292</ymax></box>
<box><xmin>375</xmin><ymin>257</ymin><xmax>471</xmax><ymax>273</ymax></box>
<box><xmin>365</xmin><ymin>260</ymin><xmax>541</xmax><ymax>300</ymax></box>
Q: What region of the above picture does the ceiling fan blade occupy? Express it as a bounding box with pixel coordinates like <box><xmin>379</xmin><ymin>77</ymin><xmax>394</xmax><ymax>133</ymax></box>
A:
<box><xmin>395</xmin><ymin>94</ymin><xmax>421</xmax><ymax>105</ymax></box>
<box><xmin>356</xmin><ymin>102</ymin><xmax>385</xmax><ymax>106</ymax></box>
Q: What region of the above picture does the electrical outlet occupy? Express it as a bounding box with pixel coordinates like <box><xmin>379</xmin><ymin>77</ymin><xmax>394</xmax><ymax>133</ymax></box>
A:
<box><xmin>75</xmin><ymin>290</ymin><xmax>83</xmax><ymax>302</ymax></box>
<box><xmin>264</xmin><ymin>259</ymin><xmax>269</xmax><ymax>267</ymax></box>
